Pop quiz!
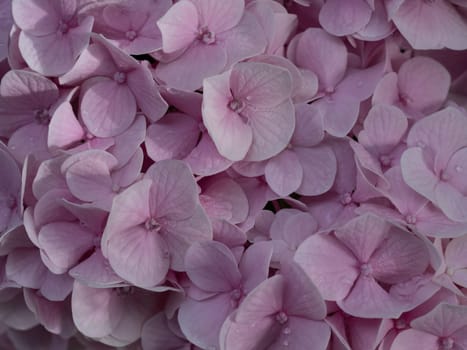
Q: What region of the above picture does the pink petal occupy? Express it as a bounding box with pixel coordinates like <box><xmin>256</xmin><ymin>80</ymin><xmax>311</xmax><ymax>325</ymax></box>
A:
<box><xmin>319</xmin><ymin>0</ymin><xmax>372</xmax><ymax>36</ymax></box>
<box><xmin>370</xmin><ymin>228</ymin><xmax>429</xmax><ymax>284</ymax></box>
<box><xmin>239</xmin><ymin>241</ymin><xmax>273</xmax><ymax>294</ymax></box>
<box><xmin>8</xmin><ymin>123</ymin><xmax>49</xmax><ymax>163</ymax></box>
<box><xmin>185</xmin><ymin>240</ymin><xmax>241</xmax><ymax>293</ymax></box>
<box><xmin>392</xmin><ymin>0</ymin><xmax>467</xmax><ymax>50</ymax></box>
<box><xmin>317</xmin><ymin>93</ymin><xmax>360</xmax><ymax>138</ymax></box>
<box><xmin>244</xmin><ymin>100</ymin><xmax>295</xmax><ymax>162</ymax></box>
<box><xmin>293</xmin><ymin>28</ymin><xmax>347</xmax><ymax>91</ymax></box>
<box><xmin>108</xmin><ymin>115</ymin><xmax>146</xmax><ymax>167</ymax></box>
<box><xmin>156</xmin><ymin>0</ymin><xmax>198</xmax><ymax>53</ymax></box>
<box><xmin>71</xmin><ymin>282</ymin><xmax>123</xmax><ymax>338</ymax></box>
<box><xmin>292</xmin><ymin>103</ymin><xmax>325</xmax><ymax>147</ymax></box>
<box><xmin>192</xmin><ymin>0</ymin><xmax>244</xmax><ymax>33</ymax></box>
<box><xmin>338</xmin><ymin>276</ymin><xmax>402</xmax><ymax>318</ymax></box>
<box><xmin>388</xmin><ymin>329</ymin><xmax>439</xmax><ymax>350</ymax></box>
<box><xmin>107</xmin><ymin>225</ymin><xmax>170</xmax><ymax>288</ymax></box>
<box><xmin>335</xmin><ymin>214</ymin><xmax>388</xmax><ymax>262</ymax></box>
<box><xmin>411</xmin><ymin>303</ymin><xmax>467</xmax><ymax>336</ymax></box>
<box><xmin>80</xmin><ymin>78</ymin><xmax>136</xmax><ymax>137</ymax></box>
<box><xmin>38</xmin><ymin>222</ymin><xmax>95</xmax><ymax>274</ymax></box>
<box><xmin>434</xmin><ymin>181</ymin><xmax>467</xmax><ymax>222</ymax></box>
<box><xmin>272</xmin><ymin>317</ymin><xmax>330</xmax><ymax>350</ymax></box>
<box><xmin>202</xmin><ymin>71</ymin><xmax>253</xmax><ymax>161</ymax></box>
<box><xmin>265</xmin><ymin>150</ymin><xmax>303</xmax><ymax>197</ymax></box>
<box><xmin>18</xmin><ymin>16</ymin><xmax>93</xmax><ymax>76</ymax></box>
<box><xmin>294</xmin><ymin>233</ymin><xmax>359</xmax><ymax>301</ymax></box>
<box><xmin>398</xmin><ymin>56</ymin><xmax>451</xmax><ymax>114</ymax></box>
<box><xmin>12</xmin><ymin>0</ymin><xmax>59</xmax><ymax>35</ymax></box>
<box><xmin>6</xmin><ymin>248</ymin><xmax>47</xmax><ymax>288</ymax></box>
<box><xmin>296</xmin><ymin>145</ymin><xmax>337</xmax><ymax>196</ymax></box>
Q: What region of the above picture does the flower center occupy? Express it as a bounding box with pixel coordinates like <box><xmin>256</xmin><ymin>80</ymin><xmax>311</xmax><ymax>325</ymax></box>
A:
<box><xmin>275</xmin><ymin>311</ymin><xmax>288</xmax><ymax>325</ymax></box>
<box><xmin>125</xmin><ymin>30</ymin><xmax>137</xmax><ymax>41</ymax></box>
<box><xmin>198</xmin><ymin>27</ymin><xmax>215</xmax><ymax>44</ymax></box>
<box><xmin>114</xmin><ymin>286</ymin><xmax>134</xmax><ymax>296</ymax></box>
<box><xmin>145</xmin><ymin>218</ymin><xmax>162</xmax><ymax>232</ymax></box>
<box><xmin>360</xmin><ymin>263</ymin><xmax>372</xmax><ymax>277</ymax></box>
<box><xmin>394</xmin><ymin>318</ymin><xmax>407</xmax><ymax>330</ymax></box>
<box><xmin>34</xmin><ymin>109</ymin><xmax>50</xmax><ymax>125</ymax></box>
<box><xmin>228</xmin><ymin>99</ymin><xmax>245</xmax><ymax>113</ymax></box>
<box><xmin>405</xmin><ymin>214</ymin><xmax>417</xmax><ymax>225</ymax></box>
<box><xmin>58</xmin><ymin>20</ymin><xmax>69</xmax><ymax>34</ymax></box>
<box><xmin>439</xmin><ymin>337</ymin><xmax>454</xmax><ymax>350</ymax></box>
<box><xmin>340</xmin><ymin>192</ymin><xmax>353</xmax><ymax>206</ymax></box>
<box><xmin>113</xmin><ymin>72</ymin><xmax>127</xmax><ymax>84</ymax></box>
<box><xmin>379</xmin><ymin>155</ymin><xmax>392</xmax><ymax>167</ymax></box>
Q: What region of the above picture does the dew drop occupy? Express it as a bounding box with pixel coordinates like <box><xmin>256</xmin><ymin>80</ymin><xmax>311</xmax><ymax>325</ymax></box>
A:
<box><xmin>275</xmin><ymin>311</ymin><xmax>288</xmax><ymax>325</ymax></box>
<box><xmin>282</xmin><ymin>327</ymin><xmax>291</xmax><ymax>335</ymax></box>
<box><xmin>125</xmin><ymin>30</ymin><xmax>137</xmax><ymax>41</ymax></box>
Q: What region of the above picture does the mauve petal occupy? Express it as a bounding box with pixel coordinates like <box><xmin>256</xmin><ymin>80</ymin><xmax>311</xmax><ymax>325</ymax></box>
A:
<box><xmin>372</xmin><ymin>72</ymin><xmax>399</xmax><ymax>106</ymax></box>
<box><xmin>145</xmin><ymin>159</ymin><xmax>199</xmax><ymax>221</ymax></box>
<box><xmin>193</xmin><ymin>0</ymin><xmax>244</xmax><ymax>33</ymax></box>
<box><xmin>8</xmin><ymin>123</ymin><xmax>49</xmax><ymax>163</ymax></box>
<box><xmin>265</xmin><ymin>150</ymin><xmax>303</xmax><ymax>197</ymax></box>
<box><xmin>443</xmin><ymin>147</ymin><xmax>467</xmax><ymax>194</ymax></box>
<box><xmin>127</xmin><ymin>65</ymin><xmax>168</xmax><ymax>123</ymax></box>
<box><xmin>294</xmin><ymin>233</ymin><xmax>359</xmax><ymax>301</ymax></box>
<box><xmin>80</xmin><ymin>78</ymin><xmax>136</xmax><ymax>137</ymax></box>
<box><xmin>446</xmin><ymin>236</ymin><xmax>467</xmax><ymax>270</ymax></box>
<box><xmin>434</xmin><ymin>181</ymin><xmax>467</xmax><ymax>222</ymax></box>
<box><xmin>0</xmin><ymin>69</ymin><xmax>59</xmax><ymax>110</ymax></box>
<box><xmin>239</xmin><ymin>241</ymin><xmax>273</xmax><ymax>294</ymax></box>
<box><xmin>319</xmin><ymin>0</ymin><xmax>372</xmax><ymax>36</ymax></box>
<box><xmin>12</xmin><ymin>0</ymin><xmax>59</xmax><ymax>35</ymax></box>
<box><xmin>178</xmin><ymin>294</ymin><xmax>234</xmax><ymax>349</ymax></box>
<box><xmin>146</xmin><ymin>113</ymin><xmax>199</xmax><ymax>162</ymax></box>
<box><xmin>101</xmin><ymin>179</ymin><xmax>151</xmax><ymax>256</ymax></box>
<box><xmin>398</xmin><ymin>57</ymin><xmax>451</xmax><ymax>114</ymax></box>
<box><xmin>269</xmin><ymin>317</ymin><xmax>330</xmax><ymax>350</ymax></box>
<box><xmin>392</xmin><ymin>0</ymin><xmax>467</xmax><ymax>50</ymax></box>
<box><xmin>202</xmin><ymin>71</ymin><xmax>253</xmax><ymax>161</ymax></box>
<box><xmin>71</xmin><ymin>282</ymin><xmax>123</xmax><ymax>338</ymax></box>
<box><xmin>65</xmin><ymin>158</ymin><xmax>114</xmax><ymax>203</ymax></box>
<box><xmin>142</xmin><ymin>313</ymin><xmax>190</xmax><ymax>350</ymax></box>
<box><xmin>318</xmin><ymin>93</ymin><xmax>360</xmax><ymax>138</ymax></box>
<box><xmin>6</xmin><ymin>248</ymin><xmax>47</xmax><ymax>288</ymax></box>
<box><xmin>282</xmin><ymin>262</ymin><xmax>327</xmax><ymax>320</ymax></box>
<box><xmin>38</xmin><ymin>222</ymin><xmax>95</xmax><ymax>274</ymax></box>
<box><xmin>339</xmin><ymin>276</ymin><xmax>402</xmax><ymax>318</ymax></box>
<box><xmin>336</xmin><ymin>63</ymin><xmax>384</xmax><ymax>102</ymax></box>
<box><xmin>18</xmin><ymin>16</ymin><xmax>93</xmax><ymax>76</ymax></box>
<box><xmin>108</xmin><ymin>115</ymin><xmax>146</xmax><ymax>167</ymax></box>
<box><xmin>185</xmin><ymin>240</ymin><xmax>241</xmax><ymax>293</ymax></box>
<box><xmin>294</xmin><ymin>28</ymin><xmax>347</xmax><ymax>91</ymax></box>
<box><xmin>296</xmin><ymin>145</ymin><xmax>337</xmax><ymax>196</ymax></box>
<box><xmin>156</xmin><ymin>41</ymin><xmax>227</xmax><ymax>91</ymax></box>
<box><xmin>157</xmin><ymin>0</ymin><xmax>198</xmax><ymax>53</ymax></box>
<box><xmin>107</xmin><ymin>225</ymin><xmax>170</xmax><ymax>288</ymax></box>
<box><xmin>389</xmin><ymin>329</ymin><xmax>439</xmax><ymax>350</ymax></box>
<box><xmin>69</xmin><ymin>250</ymin><xmax>124</xmax><ymax>288</ymax></box>
<box><xmin>292</xmin><ymin>103</ymin><xmax>325</xmax><ymax>147</ymax></box>
<box><xmin>370</xmin><ymin>227</ymin><xmax>429</xmax><ymax>284</ymax></box>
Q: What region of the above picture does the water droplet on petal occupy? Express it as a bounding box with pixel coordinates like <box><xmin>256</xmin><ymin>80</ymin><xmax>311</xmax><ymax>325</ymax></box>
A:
<box><xmin>282</xmin><ymin>327</ymin><xmax>291</xmax><ymax>335</ymax></box>
<box><xmin>275</xmin><ymin>311</ymin><xmax>288</xmax><ymax>325</ymax></box>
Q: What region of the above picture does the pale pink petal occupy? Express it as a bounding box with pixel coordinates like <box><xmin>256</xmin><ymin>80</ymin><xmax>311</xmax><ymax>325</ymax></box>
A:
<box><xmin>434</xmin><ymin>181</ymin><xmax>467</xmax><ymax>222</ymax></box>
<box><xmin>318</xmin><ymin>93</ymin><xmax>360</xmax><ymax>138</ymax></box>
<box><xmin>108</xmin><ymin>115</ymin><xmax>146</xmax><ymax>167</ymax></box>
<box><xmin>411</xmin><ymin>303</ymin><xmax>467</xmax><ymax>336</ymax></box>
<box><xmin>270</xmin><ymin>317</ymin><xmax>330</xmax><ymax>350</ymax></box>
<box><xmin>47</xmin><ymin>102</ymin><xmax>84</xmax><ymax>150</ymax></box>
<box><xmin>239</xmin><ymin>241</ymin><xmax>273</xmax><ymax>294</ymax></box>
<box><xmin>319</xmin><ymin>0</ymin><xmax>372</xmax><ymax>36</ymax></box>
<box><xmin>294</xmin><ymin>233</ymin><xmax>359</xmax><ymax>301</ymax></box>
<box><xmin>6</xmin><ymin>248</ymin><xmax>47</xmax><ymax>288</ymax></box>
<box><xmin>292</xmin><ymin>103</ymin><xmax>325</xmax><ymax>147</ymax></box>
<box><xmin>12</xmin><ymin>0</ymin><xmax>59</xmax><ymax>35</ymax></box>
<box><xmin>80</xmin><ymin>78</ymin><xmax>136</xmax><ymax>137</ymax></box>
<box><xmin>442</xmin><ymin>147</ymin><xmax>467</xmax><ymax>194</ymax></box>
<box><xmin>8</xmin><ymin>123</ymin><xmax>49</xmax><ymax>163</ymax></box>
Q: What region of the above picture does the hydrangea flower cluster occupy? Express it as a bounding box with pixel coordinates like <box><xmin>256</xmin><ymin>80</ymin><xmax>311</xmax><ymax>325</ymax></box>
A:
<box><xmin>0</xmin><ymin>0</ymin><xmax>467</xmax><ymax>349</ymax></box>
